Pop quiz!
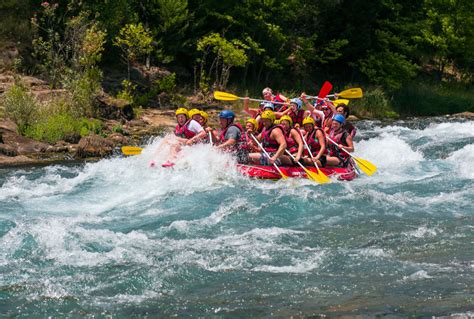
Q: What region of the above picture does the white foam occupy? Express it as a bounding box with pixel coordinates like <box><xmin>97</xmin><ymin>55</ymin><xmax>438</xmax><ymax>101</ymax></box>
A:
<box><xmin>404</xmin><ymin>226</ymin><xmax>439</xmax><ymax>239</ymax></box>
<box><xmin>403</xmin><ymin>270</ymin><xmax>433</xmax><ymax>281</ymax></box>
<box><xmin>445</xmin><ymin>144</ymin><xmax>474</xmax><ymax>179</ymax></box>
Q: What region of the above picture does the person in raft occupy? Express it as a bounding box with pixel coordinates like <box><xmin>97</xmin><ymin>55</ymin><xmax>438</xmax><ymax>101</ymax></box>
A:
<box><xmin>326</xmin><ymin>114</ymin><xmax>354</xmax><ymax>167</ymax></box>
<box><xmin>262</xmin><ymin>87</ymin><xmax>288</xmax><ymax>111</ymax></box>
<box><xmin>300</xmin><ymin>116</ymin><xmax>328</xmax><ymax>168</ymax></box>
<box><xmin>248</xmin><ymin>110</ymin><xmax>292</xmax><ymax>166</ymax></box>
<box><xmin>279</xmin><ymin>115</ymin><xmax>304</xmax><ymax>164</ymax></box>
<box><xmin>208</xmin><ymin>110</ymin><xmax>248</xmax><ymax>163</ymax></box>
<box><xmin>154</xmin><ymin>107</ymin><xmax>206</xmax><ymax>168</ymax></box>
<box><xmin>334</xmin><ymin>103</ymin><xmax>357</xmax><ymax>137</ymax></box>
<box><xmin>242</xmin><ymin>118</ymin><xmax>259</xmax><ymax>153</ymax></box>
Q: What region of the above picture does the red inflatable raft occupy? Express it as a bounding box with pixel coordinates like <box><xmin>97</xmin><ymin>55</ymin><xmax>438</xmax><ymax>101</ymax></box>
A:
<box><xmin>236</xmin><ymin>163</ymin><xmax>357</xmax><ymax>181</ymax></box>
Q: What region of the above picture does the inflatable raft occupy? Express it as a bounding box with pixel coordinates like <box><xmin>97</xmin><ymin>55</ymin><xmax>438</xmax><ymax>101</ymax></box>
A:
<box><xmin>236</xmin><ymin>163</ymin><xmax>357</xmax><ymax>181</ymax></box>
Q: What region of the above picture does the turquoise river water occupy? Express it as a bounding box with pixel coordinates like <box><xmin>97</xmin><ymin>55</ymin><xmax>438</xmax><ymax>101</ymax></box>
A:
<box><xmin>0</xmin><ymin>118</ymin><xmax>473</xmax><ymax>317</ymax></box>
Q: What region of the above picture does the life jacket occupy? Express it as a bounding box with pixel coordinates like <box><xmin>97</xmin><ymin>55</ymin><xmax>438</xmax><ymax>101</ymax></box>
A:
<box><xmin>328</xmin><ymin>129</ymin><xmax>350</xmax><ymax>159</ymax></box>
<box><xmin>283</xmin><ymin>128</ymin><xmax>298</xmax><ymax>153</ymax></box>
<box><xmin>175</xmin><ymin>119</ymin><xmax>196</xmax><ymax>139</ymax></box>
<box><xmin>273</xmin><ymin>94</ymin><xmax>286</xmax><ymax>112</ymax></box>
<box><xmin>261</xmin><ymin>125</ymin><xmax>285</xmax><ymax>152</ymax></box>
<box><xmin>343</xmin><ymin>121</ymin><xmax>357</xmax><ymax>137</ymax></box>
<box><xmin>304</xmin><ymin>127</ymin><xmax>325</xmax><ymax>156</ymax></box>
<box><xmin>289</xmin><ymin>109</ymin><xmax>305</xmax><ymax>126</ymax></box>
<box><xmin>219</xmin><ymin>122</ymin><xmax>244</xmax><ymax>151</ymax></box>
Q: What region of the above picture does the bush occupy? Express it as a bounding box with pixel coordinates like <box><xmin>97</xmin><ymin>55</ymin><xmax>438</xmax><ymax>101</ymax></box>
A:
<box><xmin>1</xmin><ymin>83</ymin><xmax>38</xmax><ymax>133</ymax></box>
<box><xmin>393</xmin><ymin>81</ymin><xmax>474</xmax><ymax>116</ymax></box>
<box><xmin>25</xmin><ymin>113</ymin><xmax>82</xmax><ymax>144</ymax></box>
<box><xmin>351</xmin><ymin>87</ymin><xmax>399</xmax><ymax>119</ymax></box>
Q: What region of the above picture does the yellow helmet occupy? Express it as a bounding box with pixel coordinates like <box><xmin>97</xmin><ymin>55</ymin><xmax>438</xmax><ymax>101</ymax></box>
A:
<box><xmin>274</xmin><ymin>119</ymin><xmax>281</xmax><ymax>125</ymax></box>
<box><xmin>302</xmin><ymin>116</ymin><xmax>315</xmax><ymax>126</ymax></box>
<box><xmin>246</xmin><ymin>118</ymin><xmax>258</xmax><ymax>129</ymax></box>
<box><xmin>261</xmin><ymin>110</ymin><xmax>275</xmax><ymax>123</ymax></box>
<box><xmin>176</xmin><ymin>107</ymin><xmax>189</xmax><ymax>118</ymax></box>
<box><xmin>200</xmin><ymin>110</ymin><xmax>209</xmax><ymax>122</ymax></box>
<box><xmin>188</xmin><ymin>108</ymin><xmax>201</xmax><ymax>119</ymax></box>
<box><xmin>279</xmin><ymin>115</ymin><xmax>293</xmax><ymax>126</ymax></box>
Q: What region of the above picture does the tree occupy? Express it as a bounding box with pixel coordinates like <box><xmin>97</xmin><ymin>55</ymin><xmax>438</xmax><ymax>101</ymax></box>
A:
<box><xmin>196</xmin><ymin>33</ymin><xmax>248</xmax><ymax>91</ymax></box>
<box><xmin>113</xmin><ymin>23</ymin><xmax>153</xmax><ymax>80</ymax></box>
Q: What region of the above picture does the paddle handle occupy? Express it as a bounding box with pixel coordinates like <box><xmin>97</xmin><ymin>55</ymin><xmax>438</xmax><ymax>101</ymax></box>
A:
<box><xmin>244</xmin><ymin>97</ymin><xmax>288</xmax><ymax>105</ymax></box>
<box><xmin>250</xmin><ymin>134</ymin><xmax>287</xmax><ymax>178</ymax></box>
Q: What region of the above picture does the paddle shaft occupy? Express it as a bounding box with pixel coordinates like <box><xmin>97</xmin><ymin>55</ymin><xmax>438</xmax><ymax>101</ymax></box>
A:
<box><xmin>250</xmin><ymin>134</ymin><xmax>287</xmax><ymax>178</ymax></box>
<box><xmin>298</xmin><ymin>129</ymin><xmax>324</xmax><ymax>172</ymax></box>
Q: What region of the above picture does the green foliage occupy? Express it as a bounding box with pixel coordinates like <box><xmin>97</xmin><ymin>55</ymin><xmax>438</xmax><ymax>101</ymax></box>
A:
<box><xmin>24</xmin><ymin>112</ymin><xmax>83</xmax><ymax>144</ymax></box>
<box><xmin>1</xmin><ymin>83</ymin><xmax>38</xmax><ymax>133</ymax></box>
<box><xmin>113</xmin><ymin>23</ymin><xmax>153</xmax><ymax>79</ymax></box>
<box><xmin>393</xmin><ymin>81</ymin><xmax>474</xmax><ymax>116</ymax></box>
<box><xmin>31</xmin><ymin>6</ymin><xmax>106</xmax><ymax>116</ymax></box>
<box><xmin>154</xmin><ymin>73</ymin><xmax>176</xmax><ymax>94</ymax></box>
<box><xmin>112</xmin><ymin>124</ymin><xmax>124</xmax><ymax>134</ymax></box>
<box><xmin>117</xmin><ymin>79</ymin><xmax>136</xmax><ymax>103</ymax></box>
<box><xmin>197</xmin><ymin>33</ymin><xmax>248</xmax><ymax>90</ymax></box>
<box><xmin>351</xmin><ymin>87</ymin><xmax>399</xmax><ymax>119</ymax></box>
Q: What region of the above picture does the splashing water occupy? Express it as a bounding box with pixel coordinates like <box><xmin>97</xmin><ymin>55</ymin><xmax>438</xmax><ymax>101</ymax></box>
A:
<box><xmin>0</xmin><ymin>119</ymin><xmax>473</xmax><ymax>317</ymax></box>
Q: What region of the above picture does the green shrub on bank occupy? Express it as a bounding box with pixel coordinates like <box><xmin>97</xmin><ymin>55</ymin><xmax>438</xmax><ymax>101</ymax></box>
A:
<box><xmin>350</xmin><ymin>87</ymin><xmax>399</xmax><ymax>119</ymax></box>
<box><xmin>1</xmin><ymin>83</ymin><xmax>38</xmax><ymax>133</ymax></box>
<box><xmin>25</xmin><ymin>113</ymin><xmax>82</xmax><ymax>144</ymax></box>
<box><xmin>393</xmin><ymin>82</ymin><xmax>474</xmax><ymax>116</ymax></box>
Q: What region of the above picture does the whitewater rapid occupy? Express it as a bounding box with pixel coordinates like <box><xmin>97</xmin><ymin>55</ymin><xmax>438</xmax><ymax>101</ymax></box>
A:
<box><xmin>0</xmin><ymin>118</ymin><xmax>473</xmax><ymax>317</ymax></box>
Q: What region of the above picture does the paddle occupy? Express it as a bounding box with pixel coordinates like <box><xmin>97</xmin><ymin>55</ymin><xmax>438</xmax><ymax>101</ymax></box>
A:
<box><xmin>333</xmin><ymin>99</ymin><xmax>350</xmax><ymax>106</ymax></box>
<box><xmin>284</xmin><ymin>149</ymin><xmax>321</xmax><ymax>183</ymax></box>
<box><xmin>328</xmin><ymin>88</ymin><xmax>363</xmax><ymax>99</ymax></box>
<box><xmin>122</xmin><ymin>146</ymin><xmax>143</xmax><ymax>155</ymax></box>
<box><xmin>298</xmin><ymin>130</ymin><xmax>331</xmax><ymax>184</ymax></box>
<box><xmin>326</xmin><ymin>137</ymin><xmax>377</xmax><ymax>176</ymax></box>
<box><xmin>214</xmin><ymin>91</ymin><xmax>288</xmax><ymax>105</ymax></box>
<box><xmin>307</xmin><ymin>87</ymin><xmax>363</xmax><ymax>101</ymax></box>
<box><xmin>318</xmin><ymin>81</ymin><xmax>333</xmax><ymax>100</ymax></box>
<box><xmin>249</xmin><ymin>134</ymin><xmax>289</xmax><ymax>179</ymax></box>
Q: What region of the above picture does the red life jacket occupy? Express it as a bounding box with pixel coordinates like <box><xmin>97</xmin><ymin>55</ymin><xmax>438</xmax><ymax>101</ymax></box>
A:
<box><xmin>289</xmin><ymin>109</ymin><xmax>305</xmax><ymax>126</ymax></box>
<box><xmin>284</xmin><ymin>128</ymin><xmax>298</xmax><ymax>153</ymax></box>
<box><xmin>273</xmin><ymin>94</ymin><xmax>286</xmax><ymax>112</ymax></box>
<box><xmin>262</xmin><ymin>125</ymin><xmax>285</xmax><ymax>152</ymax></box>
<box><xmin>175</xmin><ymin>119</ymin><xmax>196</xmax><ymax>139</ymax></box>
<box><xmin>304</xmin><ymin>128</ymin><xmax>325</xmax><ymax>156</ymax></box>
<box><xmin>329</xmin><ymin>129</ymin><xmax>350</xmax><ymax>158</ymax></box>
<box><xmin>219</xmin><ymin>122</ymin><xmax>244</xmax><ymax>143</ymax></box>
<box><xmin>343</xmin><ymin>121</ymin><xmax>357</xmax><ymax>137</ymax></box>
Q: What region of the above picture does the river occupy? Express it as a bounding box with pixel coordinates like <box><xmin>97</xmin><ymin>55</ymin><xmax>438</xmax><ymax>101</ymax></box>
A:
<box><xmin>1</xmin><ymin>118</ymin><xmax>473</xmax><ymax>317</ymax></box>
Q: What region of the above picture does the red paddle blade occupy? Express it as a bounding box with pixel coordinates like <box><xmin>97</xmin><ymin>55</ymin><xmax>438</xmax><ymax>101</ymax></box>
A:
<box><xmin>317</xmin><ymin>81</ymin><xmax>333</xmax><ymax>99</ymax></box>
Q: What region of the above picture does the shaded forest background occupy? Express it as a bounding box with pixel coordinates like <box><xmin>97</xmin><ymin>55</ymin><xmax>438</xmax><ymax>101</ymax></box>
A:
<box><xmin>1</xmin><ymin>0</ymin><xmax>473</xmax><ymax>121</ymax></box>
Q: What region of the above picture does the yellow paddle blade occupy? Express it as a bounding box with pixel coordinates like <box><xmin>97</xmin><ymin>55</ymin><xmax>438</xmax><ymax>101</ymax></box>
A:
<box><xmin>333</xmin><ymin>99</ymin><xmax>350</xmax><ymax>106</ymax></box>
<box><xmin>314</xmin><ymin>170</ymin><xmax>331</xmax><ymax>184</ymax></box>
<box><xmin>213</xmin><ymin>91</ymin><xmax>240</xmax><ymax>101</ymax></box>
<box><xmin>121</xmin><ymin>146</ymin><xmax>143</xmax><ymax>155</ymax></box>
<box><xmin>303</xmin><ymin>167</ymin><xmax>319</xmax><ymax>182</ymax></box>
<box><xmin>338</xmin><ymin>88</ymin><xmax>363</xmax><ymax>99</ymax></box>
<box><xmin>353</xmin><ymin>157</ymin><xmax>377</xmax><ymax>176</ymax></box>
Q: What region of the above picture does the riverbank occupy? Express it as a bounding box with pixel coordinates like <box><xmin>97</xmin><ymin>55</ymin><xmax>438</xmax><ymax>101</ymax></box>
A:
<box><xmin>1</xmin><ymin>110</ymin><xmax>473</xmax><ymax>168</ymax></box>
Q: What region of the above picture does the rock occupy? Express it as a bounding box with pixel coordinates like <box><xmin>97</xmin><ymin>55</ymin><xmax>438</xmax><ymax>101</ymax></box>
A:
<box><xmin>0</xmin><ymin>119</ymin><xmax>19</xmax><ymax>134</ymax></box>
<box><xmin>75</xmin><ymin>134</ymin><xmax>114</xmax><ymax>158</ymax></box>
<box><xmin>0</xmin><ymin>120</ymin><xmax>49</xmax><ymax>155</ymax></box>
<box><xmin>0</xmin><ymin>154</ymin><xmax>34</xmax><ymax>167</ymax></box>
<box><xmin>63</xmin><ymin>132</ymin><xmax>81</xmax><ymax>144</ymax></box>
<box><xmin>451</xmin><ymin>111</ymin><xmax>474</xmax><ymax>119</ymax></box>
<box><xmin>0</xmin><ymin>144</ymin><xmax>18</xmax><ymax>156</ymax></box>
<box><xmin>96</xmin><ymin>94</ymin><xmax>134</xmax><ymax>121</ymax></box>
<box><xmin>347</xmin><ymin>115</ymin><xmax>360</xmax><ymax>121</ymax></box>
<box><xmin>106</xmin><ymin>133</ymin><xmax>129</xmax><ymax>146</ymax></box>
